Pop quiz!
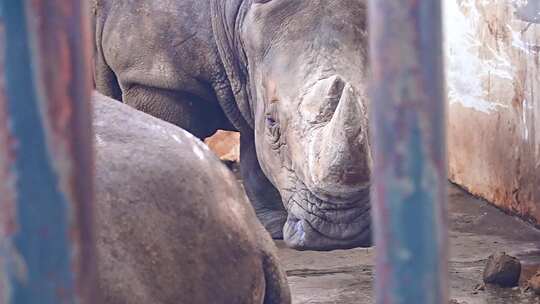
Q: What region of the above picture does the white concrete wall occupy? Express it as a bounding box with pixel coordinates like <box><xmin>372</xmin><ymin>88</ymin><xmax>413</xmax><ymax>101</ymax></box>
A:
<box><xmin>445</xmin><ymin>0</ymin><xmax>540</xmax><ymax>224</ymax></box>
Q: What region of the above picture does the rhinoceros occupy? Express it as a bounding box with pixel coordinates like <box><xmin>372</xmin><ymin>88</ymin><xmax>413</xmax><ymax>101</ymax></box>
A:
<box><xmin>92</xmin><ymin>0</ymin><xmax>371</xmax><ymax>250</ymax></box>
<box><xmin>93</xmin><ymin>92</ymin><xmax>290</xmax><ymax>304</ymax></box>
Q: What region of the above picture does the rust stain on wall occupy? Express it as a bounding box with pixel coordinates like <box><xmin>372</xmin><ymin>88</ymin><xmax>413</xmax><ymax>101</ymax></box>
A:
<box><xmin>25</xmin><ymin>1</ymin><xmax>97</xmax><ymax>301</ymax></box>
<box><xmin>447</xmin><ymin>0</ymin><xmax>540</xmax><ymax>225</ymax></box>
<box><xmin>0</xmin><ymin>17</ymin><xmax>17</xmax><ymax>243</ymax></box>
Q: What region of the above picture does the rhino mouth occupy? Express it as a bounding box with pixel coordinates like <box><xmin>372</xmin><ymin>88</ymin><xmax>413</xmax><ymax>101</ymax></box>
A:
<box><xmin>281</xmin><ymin>178</ymin><xmax>372</xmax><ymax>251</ymax></box>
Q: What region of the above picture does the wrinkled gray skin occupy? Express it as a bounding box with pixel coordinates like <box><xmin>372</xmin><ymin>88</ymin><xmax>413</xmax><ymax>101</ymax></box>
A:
<box><xmin>93</xmin><ymin>92</ymin><xmax>290</xmax><ymax>304</ymax></box>
<box><xmin>93</xmin><ymin>0</ymin><xmax>372</xmax><ymax>250</ymax></box>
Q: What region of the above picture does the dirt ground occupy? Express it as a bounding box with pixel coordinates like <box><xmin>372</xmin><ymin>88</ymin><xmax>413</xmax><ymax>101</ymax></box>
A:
<box><xmin>277</xmin><ymin>184</ymin><xmax>540</xmax><ymax>304</ymax></box>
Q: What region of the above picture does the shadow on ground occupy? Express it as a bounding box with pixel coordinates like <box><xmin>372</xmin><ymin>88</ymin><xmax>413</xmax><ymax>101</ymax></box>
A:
<box><xmin>277</xmin><ymin>184</ymin><xmax>540</xmax><ymax>304</ymax></box>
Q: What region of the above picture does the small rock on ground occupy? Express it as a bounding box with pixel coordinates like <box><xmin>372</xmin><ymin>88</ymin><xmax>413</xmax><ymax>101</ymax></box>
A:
<box><xmin>528</xmin><ymin>270</ymin><xmax>540</xmax><ymax>295</ymax></box>
<box><xmin>483</xmin><ymin>252</ymin><xmax>521</xmax><ymax>287</ymax></box>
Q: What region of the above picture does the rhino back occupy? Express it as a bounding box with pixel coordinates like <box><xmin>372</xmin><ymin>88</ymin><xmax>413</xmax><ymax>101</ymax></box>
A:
<box><xmin>92</xmin><ymin>93</ymin><xmax>270</xmax><ymax>304</ymax></box>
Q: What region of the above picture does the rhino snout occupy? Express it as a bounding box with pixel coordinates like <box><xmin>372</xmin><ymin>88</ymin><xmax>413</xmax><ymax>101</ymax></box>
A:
<box><xmin>282</xmin><ymin>185</ymin><xmax>372</xmax><ymax>251</ymax></box>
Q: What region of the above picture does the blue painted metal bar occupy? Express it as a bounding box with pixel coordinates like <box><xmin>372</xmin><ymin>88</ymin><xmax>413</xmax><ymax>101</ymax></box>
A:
<box><xmin>368</xmin><ymin>0</ymin><xmax>448</xmax><ymax>303</ymax></box>
<box><xmin>0</xmin><ymin>1</ymin><xmax>96</xmax><ymax>303</ymax></box>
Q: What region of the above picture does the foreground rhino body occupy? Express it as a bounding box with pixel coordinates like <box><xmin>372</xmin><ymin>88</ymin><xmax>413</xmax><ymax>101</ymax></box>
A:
<box><xmin>93</xmin><ymin>93</ymin><xmax>290</xmax><ymax>304</ymax></box>
<box><xmin>93</xmin><ymin>0</ymin><xmax>371</xmax><ymax>250</ymax></box>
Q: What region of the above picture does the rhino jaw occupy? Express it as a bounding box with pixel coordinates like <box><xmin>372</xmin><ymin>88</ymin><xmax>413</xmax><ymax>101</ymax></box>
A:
<box><xmin>280</xmin><ymin>179</ymin><xmax>372</xmax><ymax>251</ymax></box>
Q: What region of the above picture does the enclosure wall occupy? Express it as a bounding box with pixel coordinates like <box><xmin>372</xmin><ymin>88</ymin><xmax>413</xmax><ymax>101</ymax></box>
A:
<box><xmin>446</xmin><ymin>0</ymin><xmax>540</xmax><ymax>225</ymax></box>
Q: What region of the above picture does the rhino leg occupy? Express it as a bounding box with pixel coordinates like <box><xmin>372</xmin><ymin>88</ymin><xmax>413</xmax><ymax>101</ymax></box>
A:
<box><xmin>240</xmin><ymin>133</ymin><xmax>287</xmax><ymax>239</ymax></box>
<box><xmin>93</xmin><ymin>9</ymin><xmax>122</xmax><ymax>101</ymax></box>
<box><xmin>93</xmin><ymin>45</ymin><xmax>122</xmax><ymax>101</ymax></box>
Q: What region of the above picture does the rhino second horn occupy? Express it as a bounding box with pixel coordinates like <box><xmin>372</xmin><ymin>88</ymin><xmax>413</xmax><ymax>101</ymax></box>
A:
<box><xmin>326</xmin><ymin>75</ymin><xmax>346</xmax><ymax>101</ymax></box>
<box><xmin>326</xmin><ymin>83</ymin><xmax>363</xmax><ymax>143</ymax></box>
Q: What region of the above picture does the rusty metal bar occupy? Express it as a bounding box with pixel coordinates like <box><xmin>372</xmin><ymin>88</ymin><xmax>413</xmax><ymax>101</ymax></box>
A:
<box><xmin>368</xmin><ymin>0</ymin><xmax>448</xmax><ymax>303</ymax></box>
<box><xmin>0</xmin><ymin>1</ymin><xmax>96</xmax><ymax>303</ymax></box>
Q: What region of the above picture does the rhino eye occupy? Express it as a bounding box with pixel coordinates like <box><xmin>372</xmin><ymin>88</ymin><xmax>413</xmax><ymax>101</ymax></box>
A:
<box><xmin>253</xmin><ymin>0</ymin><xmax>272</xmax><ymax>3</ymax></box>
<box><xmin>265</xmin><ymin>104</ymin><xmax>281</xmax><ymax>147</ymax></box>
<box><xmin>266</xmin><ymin>115</ymin><xmax>278</xmax><ymax>127</ymax></box>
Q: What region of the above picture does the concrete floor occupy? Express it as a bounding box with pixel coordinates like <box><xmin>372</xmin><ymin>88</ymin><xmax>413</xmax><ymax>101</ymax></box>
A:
<box><xmin>277</xmin><ymin>184</ymin><xmax>540</xmax><ymax>304</ymax></box>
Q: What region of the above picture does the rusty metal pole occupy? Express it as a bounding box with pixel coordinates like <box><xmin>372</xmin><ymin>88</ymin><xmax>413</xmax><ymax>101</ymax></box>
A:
<box><xmin>369</xmin><ymin>0</ymin><xmax>448</xmax><ymax>303</ymax></box>
<box><xmin>0</xmin><ymin>1</ymin><xmax>97</xmax><ymax>303</ymax></box>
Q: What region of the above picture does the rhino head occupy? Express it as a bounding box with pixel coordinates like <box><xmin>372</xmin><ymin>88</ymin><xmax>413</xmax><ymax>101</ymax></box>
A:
<box><xmin>213</xmin><ymin>0</ymin><xmax>371</xmax><ymax>250</ymax></box>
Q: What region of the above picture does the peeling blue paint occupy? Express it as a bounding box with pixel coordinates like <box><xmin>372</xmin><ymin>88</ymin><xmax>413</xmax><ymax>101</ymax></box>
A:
<box><xmin>369</xmin><ymin>0</ymin><xmax>448</xmax><ymax>303</ymax></box>
<box><xmin>1</xmin><ymin>2</ymin><xmax>77</xmax><ymax>303</ymax></box>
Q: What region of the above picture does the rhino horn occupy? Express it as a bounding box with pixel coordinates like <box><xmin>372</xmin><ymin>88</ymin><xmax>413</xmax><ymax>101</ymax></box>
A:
<box><xmin>310</xmin><ymin>82</ymin><xmax>371</xmax><ymax>194</ymax></box>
